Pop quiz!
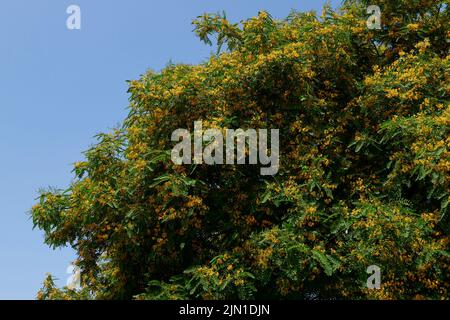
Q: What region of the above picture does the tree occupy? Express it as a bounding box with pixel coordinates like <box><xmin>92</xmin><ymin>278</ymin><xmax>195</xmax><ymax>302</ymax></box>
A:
<box><xmin>33</xmin><ymin>0</ymin><xmax>449</xmax><ymax>300</ymax></box>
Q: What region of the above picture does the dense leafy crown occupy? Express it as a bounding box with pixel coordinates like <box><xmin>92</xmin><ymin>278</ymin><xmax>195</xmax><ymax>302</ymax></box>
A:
<box><xmin>33</xmin><ymin>0</ymin><xmax>449</xmax><ymax>300</ymax></box>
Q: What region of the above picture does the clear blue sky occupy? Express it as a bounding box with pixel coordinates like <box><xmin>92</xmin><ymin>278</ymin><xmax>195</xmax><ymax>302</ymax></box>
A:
<box><xmin>0</xmin><ymin>0</ymin><xmax>340</xmax><ymax>299</ymax></box>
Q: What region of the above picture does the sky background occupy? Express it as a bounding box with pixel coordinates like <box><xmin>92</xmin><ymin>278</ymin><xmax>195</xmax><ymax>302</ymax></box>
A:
<box><xmin>0</xmin><ymin>0</ymin><xmax>341</xmax><ymax>299</ymax></box>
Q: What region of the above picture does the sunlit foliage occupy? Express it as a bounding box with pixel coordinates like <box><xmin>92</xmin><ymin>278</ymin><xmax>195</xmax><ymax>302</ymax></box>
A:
<box><xmin>33</xmin><ymin>0</ymin><xmax>449</xmax><ymax>300</ymax></box>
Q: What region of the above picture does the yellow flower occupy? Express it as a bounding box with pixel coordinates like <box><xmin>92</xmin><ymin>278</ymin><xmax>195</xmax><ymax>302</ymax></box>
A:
<box><xmin>407</xmin><ymin>23</ymin><xmax>420</xmax><ymax>31</ymax></box>
<box><xmin>385</xmin><ymin>88</ymin><xmax>399</xmax><ymax>98</ymax></box>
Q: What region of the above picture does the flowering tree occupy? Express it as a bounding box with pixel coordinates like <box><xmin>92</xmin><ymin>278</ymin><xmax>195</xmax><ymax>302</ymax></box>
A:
<box><xmin>34</xmin><ymin>0</ymin><xmax>449</xmax><ymax>300</ymax></box>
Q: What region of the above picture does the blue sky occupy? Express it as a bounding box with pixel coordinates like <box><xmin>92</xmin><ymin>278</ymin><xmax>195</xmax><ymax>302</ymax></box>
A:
<box><xmin>0</xmin><ymin>0</ymin><xmax>340</xmax><ymax>299</ymax></box>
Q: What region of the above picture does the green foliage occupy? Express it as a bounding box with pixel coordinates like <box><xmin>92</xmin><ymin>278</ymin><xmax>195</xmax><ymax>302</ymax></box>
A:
<box><xmin>35</xmin><ymin>1</ymin><xmax>449</xmax><ymax>300</ymax></box>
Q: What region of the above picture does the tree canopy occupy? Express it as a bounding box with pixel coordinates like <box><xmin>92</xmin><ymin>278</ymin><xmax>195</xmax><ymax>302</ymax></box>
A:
<box><xmin>33</xmin><ymin>0</ymin><xmax>449</xmax><ymax>300</ymax></box>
